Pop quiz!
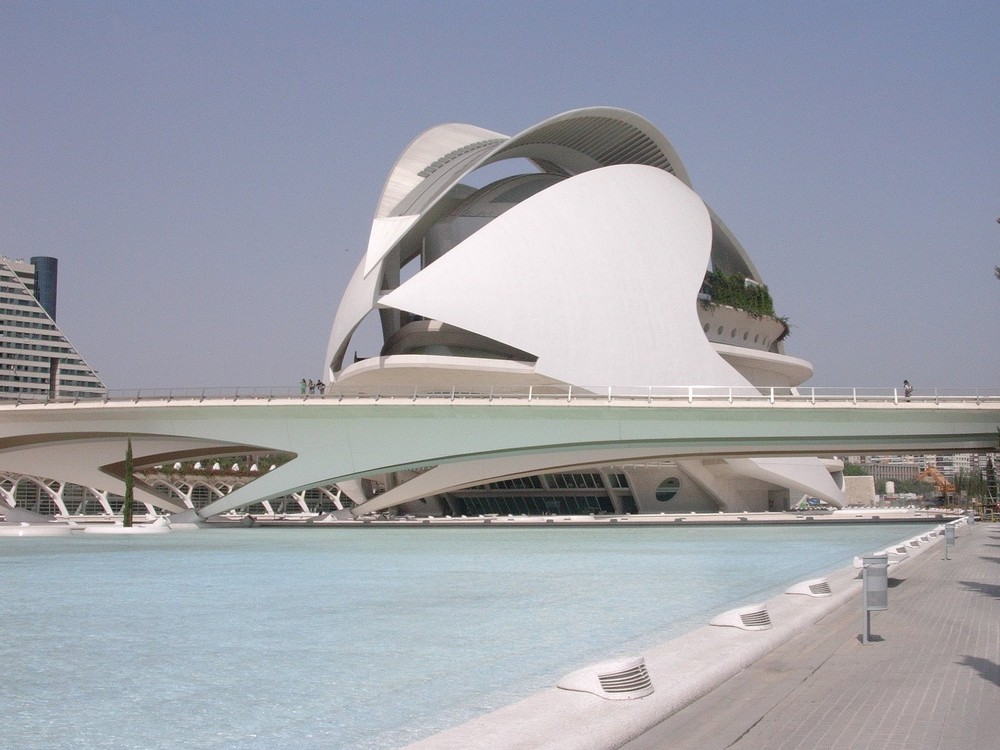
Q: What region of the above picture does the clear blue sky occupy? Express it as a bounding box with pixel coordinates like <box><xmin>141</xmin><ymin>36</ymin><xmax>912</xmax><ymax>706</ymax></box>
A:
<box><xmin>3</xmin><ymin>2</ymin><xmax>997</xmax><ymax>389</ymax></box>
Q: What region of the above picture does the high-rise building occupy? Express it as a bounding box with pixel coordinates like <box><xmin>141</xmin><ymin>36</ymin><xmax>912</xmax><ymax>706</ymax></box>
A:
<box><xmin>0</xmin><ymin>256</ymin><xmax>105</xmax><ymax>399</ymax></box>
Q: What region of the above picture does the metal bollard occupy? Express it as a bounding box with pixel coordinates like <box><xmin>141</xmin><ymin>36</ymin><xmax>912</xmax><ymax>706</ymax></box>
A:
<box><xmin>945</xmin><ymin>524</ymin><xmax>956</xmax><ymax>559</ymax></box>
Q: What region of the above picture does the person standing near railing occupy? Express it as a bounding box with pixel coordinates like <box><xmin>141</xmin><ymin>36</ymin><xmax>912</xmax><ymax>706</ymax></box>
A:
<box><xmin>904</xmin><ymin>380</ymin><xmax>913</xmax><ymax>401</ymax></box>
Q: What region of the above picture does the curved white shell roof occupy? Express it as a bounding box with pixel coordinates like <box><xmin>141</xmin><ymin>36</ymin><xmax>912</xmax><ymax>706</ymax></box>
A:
<box><xmin>326</xmin><ymin>107</ymin><xmax>808</xmax><ymax>391</ymax></box>
<box><xmin>374</xmin><ymin>122</ymin><xmax>507</xmax><ymax>221</ymax></box>
<box><xmin>380</xmin><ymin>164</ymin><xmax>742</xmax><ymax>386</ymax></box>
<box><xmin>361</xmin><ymin>108</ymin><xmax>694</xmax><ymax>277</ymax></box>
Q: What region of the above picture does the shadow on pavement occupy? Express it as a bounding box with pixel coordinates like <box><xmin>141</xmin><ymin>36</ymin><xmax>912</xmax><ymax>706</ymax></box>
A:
<box><xmin>856</xmin><ymin>633</ymin><xmax>884</xmax><ymax>644</ymax></box>
<box><xmin>958</xmin><ymin>655</ymin><xmax>1000</xmax><ymax>687</ymax></box>
<box><xmin>959</xmin><ymin>580</ymin><xmax>1000</xmax><ymax>600</ymax></box>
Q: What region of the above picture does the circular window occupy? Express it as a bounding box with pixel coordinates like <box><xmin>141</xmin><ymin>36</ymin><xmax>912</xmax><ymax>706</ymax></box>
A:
<box><xmin>655</xmin><ymin>477</ymin><xmax>681</xmax><ymax>502</ymax></box>
<box><xmin>730</xmin><ymin>328</ymin><xmax>737</xmax><ymax>338</ymax></box>
<box><xmin>716</xmin><ymin>325</ymin><xmax>723</xmax><ymax>335</ymax></box>
<box><xmin>754</xmin><ymin>334</ymin><xmax>760</xmax><ymax>343</ymax></box>
<box><xmin>743</xmin><ymin>332</ymin><xmax>749</xmax><ymax>341</ymax></box>
<box><xmin>703</xmin><ymin>323</ymin><xmax>709</xmax><ymax>333</ymax></box>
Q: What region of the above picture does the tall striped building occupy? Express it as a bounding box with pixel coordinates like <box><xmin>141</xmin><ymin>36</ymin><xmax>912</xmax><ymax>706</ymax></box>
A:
<box><xmin>0</xmin><ymin>256</ymin><xmax>105</xmax><ymax>400</ymax></box>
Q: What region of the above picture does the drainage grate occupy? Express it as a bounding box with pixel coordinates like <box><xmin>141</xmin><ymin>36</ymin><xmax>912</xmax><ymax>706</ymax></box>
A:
<box><xmin>740</xmin><ymin>609</ymin><xmax>772</xmax><ymax>629</ymax></box>
<box><xmin>786</xmin><ymin>577</ymin><xmax>833</xmax><ymax>598</ymax></box>
<box><xmin>558</xmin><ymin>655</ymin><xmax>654</xmax><ymax>700</ymax></box>
<box><xmin>710</xmin><ymin>603</ymin><xmax>772</xmax><ymax>631</ymax></box>
<box><xmin>598</xmin><ymin>663</ymin><xmax>652</xmax><ymax>695</ymax></box>
<box><xmin>808</xmin><ymin>580</ymin><xmax>832</xmax><ymax>596</ymax></box>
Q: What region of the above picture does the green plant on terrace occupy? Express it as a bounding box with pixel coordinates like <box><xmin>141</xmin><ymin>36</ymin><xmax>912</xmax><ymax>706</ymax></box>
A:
<box><xmin>701</xmin><ymin>270</ymin><xmax>790</xmax><ymax>342</ymax></box>
<box><xmin>702</xmin><ymin>270</ymin><xmax>776</xmax><ymax>317</ymax></box>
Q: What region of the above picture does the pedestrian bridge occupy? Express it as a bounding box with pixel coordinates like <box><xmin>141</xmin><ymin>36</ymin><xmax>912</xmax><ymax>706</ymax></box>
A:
<box><xmin>0</xmin><ymin>385</ymin><xmax>997</xmax><ymax>517</ymax></box>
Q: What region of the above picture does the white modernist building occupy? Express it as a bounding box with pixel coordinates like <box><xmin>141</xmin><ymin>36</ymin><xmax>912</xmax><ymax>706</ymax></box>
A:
<box><xmin>324</xmin><ymin>107</ymin><xmax>845</xmax><ymax>515</ymax></box>
<box><xmin>0</xmin><ymin>109</ymin><xmax>882</xmax><ymax>522</ymax></box>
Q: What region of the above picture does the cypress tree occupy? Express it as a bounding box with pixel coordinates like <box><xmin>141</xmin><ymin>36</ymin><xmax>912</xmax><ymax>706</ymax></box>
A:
<box><xmin>123</xmin><ymin>438</ymin><xmax>134</xmax><ymax>528</ymax></box>
<box><xmin>986</xmin><ymin>457</ymin><xmax>998</xmax><ymax>506</ymax></box>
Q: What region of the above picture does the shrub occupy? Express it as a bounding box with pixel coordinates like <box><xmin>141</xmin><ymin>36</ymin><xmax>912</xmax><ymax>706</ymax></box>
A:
<box><xmin>702</xmin><ymin>270</ymin><xmax>776</xmax><ymax>317</ymax></box>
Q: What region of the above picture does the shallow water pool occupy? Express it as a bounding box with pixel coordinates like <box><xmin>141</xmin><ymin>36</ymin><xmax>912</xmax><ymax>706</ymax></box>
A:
<box><xmin>2</xmin><ymin>523</ymin><xmax>935</xmax><ymax>749</ymax></box>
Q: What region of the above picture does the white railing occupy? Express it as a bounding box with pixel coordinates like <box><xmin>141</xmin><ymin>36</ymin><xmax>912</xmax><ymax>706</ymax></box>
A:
<box><xmin>3</xmin><ymin>385</ymin><xmax>1000</xmax><ymax>407</ymax></box>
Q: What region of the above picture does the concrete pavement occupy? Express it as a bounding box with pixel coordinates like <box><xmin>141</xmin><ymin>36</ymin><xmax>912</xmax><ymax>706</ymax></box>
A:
<box><xmin>621</xmin><ymin>520</ymin><xmax>1000</xmax><ymax>750</ymax></box>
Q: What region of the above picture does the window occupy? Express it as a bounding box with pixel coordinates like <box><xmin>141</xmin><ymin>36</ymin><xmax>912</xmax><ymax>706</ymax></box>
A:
<box><xmin>655</xmin><ymin>477</ymin><xmax>681</xmax><ymax>502</ymax></box>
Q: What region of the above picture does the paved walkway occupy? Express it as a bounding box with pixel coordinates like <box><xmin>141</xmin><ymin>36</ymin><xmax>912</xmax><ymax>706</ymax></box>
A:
<box><xmin>622</xmin><ymin>521</ymin><xmax>1000</xmax><ymax>750</ymax></box>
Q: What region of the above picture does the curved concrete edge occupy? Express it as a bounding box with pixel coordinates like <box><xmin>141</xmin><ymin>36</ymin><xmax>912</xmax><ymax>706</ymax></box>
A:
<box><xmin>405</xmin><ymin>528</ymin><xmax>951</xmax><ymax>750</ymax></box>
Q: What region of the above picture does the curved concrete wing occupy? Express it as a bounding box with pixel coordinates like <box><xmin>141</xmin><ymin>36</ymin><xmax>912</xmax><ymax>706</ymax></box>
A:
<box><xmin>380</xmin><ymin>164</ymin><xmax>747</xmax><ymax>387</ymax></box>
<box><xmin>355</xmin><ymin>108</ymin><xmax>695</xmax><ymax>284</ymax></box>
<box><xmin>727</xmin><ymin>457</ymin><xmax>845</xmax><ymax>507</ymax></box>
<box><xmin>329</xmin><ymin>107</ymin><xmax>703</xmax><ymax>380</ymax></box>
<box><xmin>493</xmin><ymin>106</ymin><xmax>692</xmax><ymax>186</ymax></box>
<box><xmin>325</xmin><ymin>256</ymin><xmax>384</xmax><ymax>376</ymax></box>
<box><xmin>374</xmin><ymin>122</ymin><xmax>507</xmax><ymax>221</ymax></box>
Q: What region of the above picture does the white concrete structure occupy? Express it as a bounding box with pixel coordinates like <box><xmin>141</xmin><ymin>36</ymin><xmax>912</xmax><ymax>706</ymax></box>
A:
<box><xmin>1</xmin><ymin>389</ymin><xmax>999</xmax><ymax>521</ymax></box>
<box><xmin>327</xmin><ymin>108</ymin><xmax>808</xmax><ymax>391</ymax></box>
<box><xmin>323</xmin><ymin>108</ymin><xmax>838</xmax><ymax>514</ymax></box>
<box><xmin>4</xmin><ymin>110</ymin><xmax>997</xmax><ymax>521</ymax></box>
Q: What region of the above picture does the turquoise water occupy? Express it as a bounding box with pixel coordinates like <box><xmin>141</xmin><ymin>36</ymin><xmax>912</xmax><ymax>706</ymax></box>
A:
<box><xmin>2</xmin><ymin>524</ymin><xmax>934</xmax><ymax>749</ymax></box>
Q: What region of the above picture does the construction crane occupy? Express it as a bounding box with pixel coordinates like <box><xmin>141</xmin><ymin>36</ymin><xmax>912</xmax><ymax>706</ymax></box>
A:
<box><xmin>916</xmin><ymin>467</ymin><xmax>956</xmax><ymax>500</ymax></box>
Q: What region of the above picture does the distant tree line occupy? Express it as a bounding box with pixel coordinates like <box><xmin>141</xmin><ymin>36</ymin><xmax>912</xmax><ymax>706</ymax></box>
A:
<box><xmin>844</xmin><ymin>460</ymin><xmax>993</xmax><ymax>500</ymax></box>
